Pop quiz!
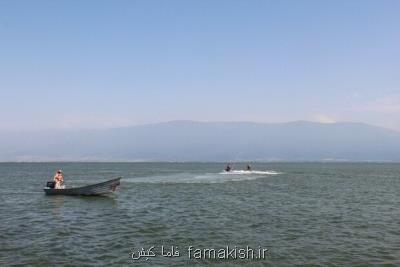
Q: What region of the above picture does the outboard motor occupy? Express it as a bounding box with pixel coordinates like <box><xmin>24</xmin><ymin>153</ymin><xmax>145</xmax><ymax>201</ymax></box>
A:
<box><xmin>46</xmin><ymin>181</ymin><xmax>55</xmax><ymax>189</ymax></box>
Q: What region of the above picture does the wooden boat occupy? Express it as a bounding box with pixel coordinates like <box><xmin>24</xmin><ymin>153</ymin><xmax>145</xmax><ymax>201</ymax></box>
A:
<box><xmin>44</xmin><ymin>177</ymin><xmax>122</xmax><ymax>196</ymax></box>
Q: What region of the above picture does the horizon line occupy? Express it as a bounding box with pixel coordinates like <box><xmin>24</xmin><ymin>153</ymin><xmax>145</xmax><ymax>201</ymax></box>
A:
<box><xmin>1</xmin><ymin>160</ymin><xmax>399</xmax><ymax>164</ymax></box>
<box><xmin>2</xmin><ymin>119</ymin><xmax>398</xmax><ymax>133</ymax></box>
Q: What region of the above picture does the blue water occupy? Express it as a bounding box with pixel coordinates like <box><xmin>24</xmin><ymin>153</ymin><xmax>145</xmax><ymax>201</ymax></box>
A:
<box><xmin>1</xmin><ymin>162</ymin><xmax>399</xmax><ymax>266</ymax></box>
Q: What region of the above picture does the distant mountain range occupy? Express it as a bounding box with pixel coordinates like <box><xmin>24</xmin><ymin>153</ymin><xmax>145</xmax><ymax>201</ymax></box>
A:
<box><xmin>1</xmin><ymin>121</ymin><xmax>400</xmax><ymax>162</ymax></box>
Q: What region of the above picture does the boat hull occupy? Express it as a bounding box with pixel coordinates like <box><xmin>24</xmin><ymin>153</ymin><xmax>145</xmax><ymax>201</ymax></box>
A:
<box><xmin>44</xmin><ymin>177</ymin><xmax>121</xmax><ymax>196</ymax></box>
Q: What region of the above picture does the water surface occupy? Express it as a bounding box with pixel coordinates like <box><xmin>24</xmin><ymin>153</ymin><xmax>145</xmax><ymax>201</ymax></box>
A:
<box><xmin>1</xmin><ymin>162</ymin><xmax>399</xmax><ymax>266</ymax></box>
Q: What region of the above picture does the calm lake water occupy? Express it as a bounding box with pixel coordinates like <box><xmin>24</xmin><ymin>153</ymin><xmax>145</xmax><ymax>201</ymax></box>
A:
<box><xmin>1</xmin><ymin>162</ymin><xmax>399</xmax><ymax>266</ymax></box>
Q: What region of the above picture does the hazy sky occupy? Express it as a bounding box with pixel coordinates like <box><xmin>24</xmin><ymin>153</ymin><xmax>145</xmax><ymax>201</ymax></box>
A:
<box><xmin>0</xmin><ymin>0</ymin><xmax>399</xmax><ymax>131</ymax></box>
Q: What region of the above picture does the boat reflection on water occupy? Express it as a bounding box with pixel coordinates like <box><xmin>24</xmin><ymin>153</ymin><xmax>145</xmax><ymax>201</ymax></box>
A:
<box><xmin>47</xmin><ymin>191</ymin><xmax>119</xmax><ymax>219</ymax></box>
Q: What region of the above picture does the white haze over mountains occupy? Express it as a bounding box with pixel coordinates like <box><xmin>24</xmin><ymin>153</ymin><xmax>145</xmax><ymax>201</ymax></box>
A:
<box><xmin>1</xmin><ymin>121</ymin><xmax>400</xmax><ymax>162</ymax></box>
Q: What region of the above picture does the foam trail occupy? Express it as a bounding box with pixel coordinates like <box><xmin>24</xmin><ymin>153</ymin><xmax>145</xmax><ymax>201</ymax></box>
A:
<box><xmin>124</xmin><ymin>170</ymin><xmax>280</xmax><ymax>184</ymax></box>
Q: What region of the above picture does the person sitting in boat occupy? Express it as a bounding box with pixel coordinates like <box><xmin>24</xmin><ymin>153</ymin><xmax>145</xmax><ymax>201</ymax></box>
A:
<box><xmin>225</xmin><ymin>164</ymin><xmax>232</xmax><ymax>172</ymax></box>
<box><xmin>246</xmin><ymin>164</ymin><xmax>252</xmax><ymax>171</ymax></box>
<box><xmin>53</xmin><ymin>169</ymin><xmax>63</xmax><ymax>189</ymax></box>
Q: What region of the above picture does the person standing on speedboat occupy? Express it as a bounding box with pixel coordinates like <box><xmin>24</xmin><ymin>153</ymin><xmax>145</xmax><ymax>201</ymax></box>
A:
<box><xmin>225</xmin><ymin>164</ymin><xmax>232</xmax><ymax>172</ymax></box>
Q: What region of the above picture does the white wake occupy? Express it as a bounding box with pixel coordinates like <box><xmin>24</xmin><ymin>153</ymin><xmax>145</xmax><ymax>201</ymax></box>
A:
<box><xmin>124</xmin><ymin>170</ymin><xmax>281</xmax><ymax>184</ymax></box>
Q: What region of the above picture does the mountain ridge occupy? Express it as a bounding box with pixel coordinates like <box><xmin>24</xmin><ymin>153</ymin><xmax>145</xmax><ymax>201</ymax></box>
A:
<box><xmin>1</xmin><ymin>121</ymin><xmax>400</xmax><ymax>162</ymax></box>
